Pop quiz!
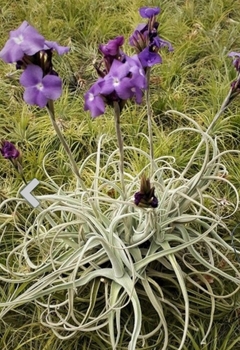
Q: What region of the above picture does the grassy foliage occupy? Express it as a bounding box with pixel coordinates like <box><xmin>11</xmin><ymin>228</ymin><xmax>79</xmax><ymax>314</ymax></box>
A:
<box><xmin>1</xmin><ymin>0</ymin><xmax>240</xmax><ymax>349</ymax></box>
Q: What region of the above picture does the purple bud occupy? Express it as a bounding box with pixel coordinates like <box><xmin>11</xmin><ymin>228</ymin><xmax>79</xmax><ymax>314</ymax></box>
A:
<box><xmin>99</xmin><ymin>36</ymin><xmax>124</xmax><ymax>56</ymax></box>
<box><xmin>134</xmin><ymin>176</ymin><xmax>158</xmax><ymax>208</ymax></box>
<box><xmin>0</xmin><ymin>140</ymin><xmax>20</xmax><ymax>159</ymax></box>
<box><xmin>139</xmin><ymin>7</ymin><xmax>160</xmax><ymax>19</ymax></box>
<box><xmin>129</xmin><ymin>23</ymin><xmax>148</xmax><ymax>47</ymax></box>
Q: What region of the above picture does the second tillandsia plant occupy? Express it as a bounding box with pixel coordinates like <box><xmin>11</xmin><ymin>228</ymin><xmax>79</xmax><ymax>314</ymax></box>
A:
<box><xmin>1</xmin><ymin>5</ymin><xmax>240</xmax><ymax>350</ymax></box>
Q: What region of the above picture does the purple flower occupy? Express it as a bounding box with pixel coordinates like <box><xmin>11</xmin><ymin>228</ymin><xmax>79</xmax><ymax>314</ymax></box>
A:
<box><xmin>228</xmin><ymin>51</ymin><xmax>240</xmax><ymax>72</ymax></box>
<box><xmin>130</xmin><ymin>7</ymin><xmax>173</xmax><ymax>68</ymax></box>
<box><xmin>100</xmin><ymin>57</ymin><xmax>147</xmax><ymax>102</ymax></box>
<box><xmin>138</xmin><ymin>48</ymin><xmax>162</xmax><ymax>67</ymax></box>
<box><xmin>20</xmin><ymin>64</ymin><xmax>62</xmax><ymax>108</ymax></box>
<box><xmin>152</xmin><ymin>37</ymin><xmax>174</xmax><ymax>51</ymax></box>
<box><xmin>0</xmin><ymin>141</ymin><xmax>20</xmax><ymax>159</ymax></box>
<box><xmin>99</xmin><ymin>36</ymin><xmax>124</xmax><ymax>56</ymax></box>
<box><xmin>84</xmin><ymin>79</ymin><xmax>105</xmax><ymax>118</ymax></box>
<box><xmin>139</xmin><ymin>7</ymin><xmax>160</xmax><ymax>18</ymax></box>
<box><xmin>85</xmin><ymin>55</ymin><xmax>147</xmax><ymax>117</ymax></box>
<box><xmin>99</xmin><ymin>59</ymin><xmax>135</xmax><ymax>99</ymax></box>
<box><xmin>125</xmin><ymin>55</ymin><xmax>147</xmax><ymax>102</ymax></box>
<box><xmin>0</xmin><ymin>21</ymin><xmax>45</xmax><ymax>63</ymax></box>
<box><xmin>228</xmin><ymin>51</ymin><xmax>240</xmax><ymax>58</ymax></box>
<box><xmin>127</xmin><ymin>55</ymin><xmax>147</xmax><ymax>87</ymax></box>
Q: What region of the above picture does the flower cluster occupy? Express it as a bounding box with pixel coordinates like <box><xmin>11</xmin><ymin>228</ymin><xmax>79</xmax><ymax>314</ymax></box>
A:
<box><xmin>129</xmin><ymin>6</ymin><xmax>173</xmax><ymax>68</ymax></box>
<box><xmin>0</xmin><ymin>140</ymin><xmax>27</xmax><ymax>183</ymax></box>
<box><xmin>0</xmin><ymin>21</ymin><xmax>69</xmax><ymax>107</ymax></box>
<box><xmin>84</xmin><ymin>36</ymin><xmax>147</xmax><ymax>118</ymax></box>
<box><xmin>0</xmin><ymin>140</ymin><xmax>20</xmax><ymax>160</ymax></box>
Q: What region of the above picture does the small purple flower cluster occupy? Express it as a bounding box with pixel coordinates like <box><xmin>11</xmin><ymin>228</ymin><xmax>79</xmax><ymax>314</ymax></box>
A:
<box><xmin>129</xmin><ymin>7</ymin><xmax>173</xmax><ymax>68</ymax></box>
<box><xmin>84</xmin><ymin>6</ymin><xmax>173</xmax><ymax>118</ymax></box>
<box><xmin>84</xmin><ymin>36</ymin><xmax>147</xmax><ymax>118</ymax></box>
<box><xmin>0</xmin><ymin>140</ymin><xmax>26</xmax><ymax>183</ymax></box>
<box><xmin>0</xmin><ymin>21</ymin><xmax>69</xmax><ymax>108</ymax></box>
<box><xmin>0</xmin><ymin>140</ymin><xmax>20</xmax><ymax>160</ymax></box>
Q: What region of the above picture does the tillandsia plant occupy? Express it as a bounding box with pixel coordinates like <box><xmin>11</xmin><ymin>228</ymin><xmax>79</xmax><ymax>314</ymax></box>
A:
<box><xmin>1</xmin><ymin>6</ymin><xmax>240</xmax><ymax>350</ymax></box>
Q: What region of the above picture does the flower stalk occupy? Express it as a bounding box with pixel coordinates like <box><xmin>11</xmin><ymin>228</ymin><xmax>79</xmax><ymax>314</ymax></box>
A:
<box><xmin>181</xmin><ymin>72</ymin><xmax>240</xmax><ymax>179</ymax></box>
<box><xmin>146</xmin><ymin>67</ymin><xmax>154</xmax><ymax>176</ymax></box>
<box><xmin>46</xmin><ymin>100</ymin><xmax>86</xmax><ymax>190</ymax></box>
<box><xmin>113</xmin><ymin>101</ymin><xmax>126</xmax><ymax>198</ymax></box>
<box><xmin>207</xmin><ymin>72</ymin><xmax>240</xmax><ymax>133</ymax></box>
<box><xmin>11</xmin><ymin>160</ymin><xmax>27</xmax><ymax>185</ymax></box>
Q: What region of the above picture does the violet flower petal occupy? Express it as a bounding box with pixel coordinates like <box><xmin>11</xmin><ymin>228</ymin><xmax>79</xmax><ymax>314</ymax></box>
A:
<box><xmin>44</xmin><ymin>40</ymin><xmax>70</xmax><ymax>55</ymax></box>
<box><xmin>138</xmin><ymin>48</ymin><xmax>162</xmax><ymax>67</ymax></box>
<box><xmin>20</xmin><ymin>27</ymin><xmax>45</xmax><ymax>55</ymax></box>
<box><xmin>153</xmin><ymin>36</ymin><xmax>174</xmax><ymax>51</ymax></box>
<box><xmin>84</xmin><ymin>80</ymin><xmax>105</xmax><ymax>118</ymax></box>
<box><xmin>42</xmin><ymin>75</ymin><xmax>62</xmax><ymax>100</ymax></box>
<box><xmin>0</xmin><ymin>40</ymin><xmax>24</xmax><ymax>63</ymax></box>
<box><xmin>139</xmin><ymin>7</ymin><xmax>160</xmax><ymax>18</ymax></box>
<box><xmin>0</xmin><ymin>141</ymin><xmax>20</xmax><ymax>159</ymax></box>
<box><xmin>114</xmin><ymin>78</ymin><xmax>134</xmax><ymax>99</ymax></box>
<box><xmin>126</xmin><ymin>54</ymin><xmax>147</xmax><ymax>88</ymax></box>
<box><xmin>98</xmin><ymin>77</ymin><xmax>115</xmax><ymax>96</ymax></box>
<box><xmin>20</xmin><ymin>65</ymin><xmax>62</xmax><ymax>107</ymax></box>
<box><xmin>99</xmin><ymin>36</ymin><xmax>124</xmax><ymax>56</ymax></box>
<box><xmin>84</xmin><ymin>93</ymin><xmax>105</xmax><ymax>118</ymax></box>
<box><xmin>110</xmin><ymin>59</ymin><xmax>130</xmax><ymax>79</ymax></box>
<box><xmin>20</xmin><ymin>64</ymin><xmax>42</xmax><ymax>87</ymax></box>
<box><xmin>151</xmin><ymin>196</ymin><xmax>158</xmax><ymax>208</ymax></box>
<box><xmin>100</xmin><ymin>60</ymin><xmax>131</xmax><ymax>95</ymax></box>
<box><xmin>228</xmin><ymin>51</ymin><xmax>240</xmax><ymax>58</ymax></box>
<box><xmin>23</xmin><ymin>87</ymin><xmax>48</xmax><ymax>107</ymax></box>
<box><xmin>134</xmin><ymin>192</ymin><xmax>142</xmax><ymax>205</ymax></box>
<box><xmin>134</xmin><ymin>23</ymin><xmax>148</xmax><ymax>34</ymax></box>
<box><xmin>129</xmin><ymin>23</ymin><xmax>148</xmax><ymax>46</ymax></box>
<box><xmin>228</xmin><ymin>51</ymin><xmax>240</xmax><ymax>72</ymax></box>
<box><xmin>126</xmin><ymin>53</ymin><xmax>142</xmax><ymax>68</ymax></box>
<box><xmin>129</xmin><ymin>65</ymin><xmax>147</xmax><ymax>89</ymax></box>
<box><xmin>0</xmin><ymin>21</ymin><xmax>45</xmax><ymax>63</ymax></box>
